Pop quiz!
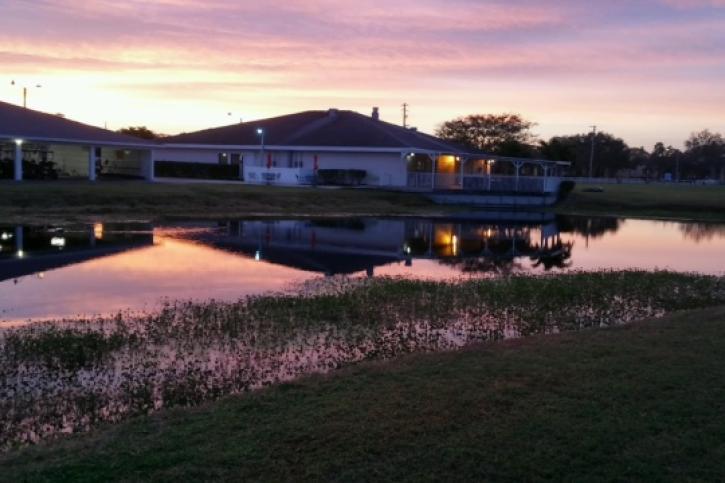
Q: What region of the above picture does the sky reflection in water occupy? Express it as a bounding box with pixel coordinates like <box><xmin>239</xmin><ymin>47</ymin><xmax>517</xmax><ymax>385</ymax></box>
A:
<box><xmin>1</xmin><ymin>214</ymin><xmax>724</xmax><ymax>323</ymax></box>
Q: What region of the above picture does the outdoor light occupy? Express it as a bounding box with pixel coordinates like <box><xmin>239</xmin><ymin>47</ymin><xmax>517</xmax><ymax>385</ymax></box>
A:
<box><xmin>16</xmin><ymin>250</ymin><xmax>24</xmax><ymax>259</ymax></box>
<box><xmin>256</xmin><ymin>128</ymin><xmax>264</xmax><ymax>136</ymax></box>
<box><xmin>14</xmin><ymin>139</ymin><xmax>23</xmax><ymax>146</ymax></box>
<box><xmin>1</xmin><ymin>232</ymin><xmax>11</xmax><ymax>241</ymax></box>
<box><xmin>255</xmin><ymin>250</ymin><xmax>261</xmax><ymax>261</ymax></box>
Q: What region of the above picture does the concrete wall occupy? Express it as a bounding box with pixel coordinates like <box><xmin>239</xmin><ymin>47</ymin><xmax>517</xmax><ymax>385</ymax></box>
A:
<box><xmin>155</xmin><ymin>148</ymin><xmax>222</xmax><ymax>164</ymax></box>
<box><xmin>48</xmin><ymin>144</ymin><xmax>88</xmax><ymax>177</ymax></box>
<box><xmin>316</xmin><ymin>152</ymin><xmax>405</xmax><ymax>187</ymax></box>
<box><xmin>100</xmin><ymin>148</ymin><xmax>144</xmax><ymax>178</ymax></box>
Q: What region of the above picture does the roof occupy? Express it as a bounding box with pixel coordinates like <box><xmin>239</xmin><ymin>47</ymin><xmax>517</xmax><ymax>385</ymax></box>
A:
<box><xmin>0</xmin><ymin>101</ymin><xmax>155</xmax><ymax>147</ymax></box>
<box><xmin>165</xmin><ymin>109</ymin><xmax>469</xmax><ymax>153</ymax></box>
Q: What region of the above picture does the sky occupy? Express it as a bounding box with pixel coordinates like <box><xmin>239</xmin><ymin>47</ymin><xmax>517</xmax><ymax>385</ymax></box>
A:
<box><xmin>0</xmin><ymin>0</ymin><xmax>723</xmax><ymax>148</ymax></box>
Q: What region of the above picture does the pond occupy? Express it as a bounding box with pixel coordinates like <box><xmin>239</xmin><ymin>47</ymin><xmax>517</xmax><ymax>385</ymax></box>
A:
<box><xmin>1</xmin><ymin>213</ymin><xmax>725</xmax><ymax>324</ymax></box>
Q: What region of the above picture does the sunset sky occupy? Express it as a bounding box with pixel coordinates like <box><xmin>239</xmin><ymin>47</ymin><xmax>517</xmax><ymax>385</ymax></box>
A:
<box><xmin>1</xmin><ymin>0</ymin><xmax>723</xmax><ymax>148</ymax></box>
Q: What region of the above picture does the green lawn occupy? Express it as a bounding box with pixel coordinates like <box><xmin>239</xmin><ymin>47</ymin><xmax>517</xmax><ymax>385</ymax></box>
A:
<box><xmin>558</xmin><ymin>183</ymin><xmax>725</xmax><ymax>221</ymax></box>
<box><xmin>0</xmin><ymin>180</ymin><xmax>448</xmax><ymax>223</ymax></box>
<box><xmin>2</xmin><ymin>179</ymin><xmax>725</xmax><ymax>224</ymax></box>
<box><xmin>3</xmin><ymin>305</ymin><xmax>725</xmax><ymax>482</ymax></box>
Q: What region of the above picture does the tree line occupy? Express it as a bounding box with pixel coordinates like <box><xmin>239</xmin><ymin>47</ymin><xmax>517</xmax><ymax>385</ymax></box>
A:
<box><xmin>436</xmin><ymin>114</ymin><xmax>725</xmax><ymax>181</ymax></box>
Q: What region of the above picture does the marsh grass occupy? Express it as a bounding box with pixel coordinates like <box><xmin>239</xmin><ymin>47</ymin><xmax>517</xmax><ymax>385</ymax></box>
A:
<box><xmin>1</xmin><ymin>270</ymin><xmax>724</xmax><ymax>450</ymax></box>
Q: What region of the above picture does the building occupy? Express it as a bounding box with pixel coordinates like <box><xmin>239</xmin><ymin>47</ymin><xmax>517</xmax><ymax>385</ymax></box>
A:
<box><xmin>2</xmin><ymin>101</ymin><xmax>567</xmax><ymax>199</ymax></box>
<box><xmin>0</xmin><ymin>101</ymin><xmax>155</xmax><ymax>181</ymax></box>
<box><xmin>158</xmin><ymin>107</ymin><xmax>567</xmax><ymax>194</ymax></box>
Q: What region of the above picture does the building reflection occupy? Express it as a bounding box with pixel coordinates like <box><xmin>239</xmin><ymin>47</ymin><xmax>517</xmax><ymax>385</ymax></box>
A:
<box><xmin>177</xmin><ymin>214</ymin><xmax>576</xmax><ymax>276</ymax></box>
<box><xmin>0</xmin><ymin>224</ymin><xmax>154</xmax><ymax>283</ymax></box>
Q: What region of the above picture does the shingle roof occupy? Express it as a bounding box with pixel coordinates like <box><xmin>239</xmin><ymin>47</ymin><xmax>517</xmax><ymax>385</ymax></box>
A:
<box><xmin>0</xmin><ymin>101</ymin><xmax>154</xmax><ymax>146</ymax></box>
<box><xmin>165</xmin><ymin>109</ymin><xmax>471</xmax><ymax>153</ymax></box>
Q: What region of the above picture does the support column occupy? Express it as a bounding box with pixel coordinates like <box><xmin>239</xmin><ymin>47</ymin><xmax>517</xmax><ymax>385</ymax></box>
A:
<box><xmin>459</xmin><ymin>156</ymin><xmax>465</xmax><ymax>190</ymax></box>
<box><xmin>514</xmin><ymin>161</ymin><xmax>523</xmax><ymax>192</ymax></box>
<box><xmin>142</xmin><ymin>150</ymin><xmax>155</xmax><ymax>181</ymax></box>
<box><xmin>88</xmin><ymin>146</ymin><xmax>97</xmax><ymax>181</ymax></box>
<box><xmin>430</xmin><ymin>153</ymin><xmax>437</xmax><ymax>190</ymax></box>
<box><xmin>14</xmin><ymin>141</ymin><xmax>23</xmax><ymax>181</ymax></box>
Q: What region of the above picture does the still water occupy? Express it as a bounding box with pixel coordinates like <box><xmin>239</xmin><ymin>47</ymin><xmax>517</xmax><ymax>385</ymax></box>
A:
<box><xmin>1</xmin><ymin>213</ymin><xmax>724</xmax><ymax>323</ymax></box>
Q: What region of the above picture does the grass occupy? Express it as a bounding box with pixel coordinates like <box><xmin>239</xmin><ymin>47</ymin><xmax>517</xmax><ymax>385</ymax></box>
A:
<box><xmin>1</xmin><ymin>272</ymin><xmax>724</xmax><ymax>453</ymax></box>
<box><xmin>3</xmin><ymin>179</ymin><xmax>725</xmax><ymax>224</ymax></box>
<box><xmin>557</xmin><ymin>183</ymin><xmax>725</xmax><ymax>221</ymax></box>
<box><xmin>0</xmin><ymin>180</ymin><xmax>451</xmax><ymax>223</ymax></box>
<box><xmin>2</xmin><ymin>304</ymin><xmax>725</xmax><ymax>482</ymax></box>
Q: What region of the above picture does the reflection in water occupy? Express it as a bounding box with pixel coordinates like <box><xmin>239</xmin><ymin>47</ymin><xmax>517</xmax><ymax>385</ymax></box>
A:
<box><xmin>679</xmin><ymin>223</ymin><xmax>725</xmax><ymax>242</ymax></box>
<box><xmin>1</xmin><ymin>214</ymin><xmax>725</xmax><ymax>323</ymax></box>
<box><xmin>4</xmin><ymin>271</ymin><xmax>723</xmax><ymax>449</ymax></box>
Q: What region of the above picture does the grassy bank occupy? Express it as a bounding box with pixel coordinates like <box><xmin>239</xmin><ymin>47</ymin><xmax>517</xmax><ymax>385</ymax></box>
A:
<box><xmin>0</xmin><ymin>180</ymin><xmax>448</xmax><ymax>223</ymax></box>
<box><xmin>3</xmin><ymin>304</ymin><xmax>725</xmax><ymax>481</ymax></box>
<box><xmin>3</xmin><ymin>179</ymin><xmax>725</xmax><ymax>224</ymax></box>
<box><xmin>557</xmin><ymin>183</ymin><xmax>725</xmax><ymax>221</ymax></box>
<box><xmin>1</xmin><ymin>272</ymin><xmax>724</xmax><ymax>453</ymax></box>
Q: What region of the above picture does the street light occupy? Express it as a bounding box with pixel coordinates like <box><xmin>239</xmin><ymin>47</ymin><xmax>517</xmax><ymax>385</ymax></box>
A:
<box><xmin>11</xmin><ymin>80</ymin><xmax>42</xmax><ymax>108</ymax></box>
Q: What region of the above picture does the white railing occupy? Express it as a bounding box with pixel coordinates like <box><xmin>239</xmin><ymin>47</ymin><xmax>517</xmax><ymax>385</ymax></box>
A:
<box><xmin>244</xmin><ymin>166</ymin><xmax>315</xmax><ymax>185</ymax></box>
<box><xmin>407</xmin><ymin>173</ymin><xmax>561</xmax><ymax>194</ymax></box>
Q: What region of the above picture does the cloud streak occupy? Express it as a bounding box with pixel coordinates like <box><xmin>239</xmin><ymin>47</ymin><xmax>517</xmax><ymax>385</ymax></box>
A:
<box><xmin>0</xmin><ymin>0</ymin><xmax>723</xmax><ymax>147</ymax></box>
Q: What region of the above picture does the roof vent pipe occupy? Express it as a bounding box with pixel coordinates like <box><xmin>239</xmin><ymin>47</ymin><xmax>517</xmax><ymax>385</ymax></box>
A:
<box><xmin>372</xmin><ymin>107</ymin><xmax>380</xmax><ymax>121</ymax></box>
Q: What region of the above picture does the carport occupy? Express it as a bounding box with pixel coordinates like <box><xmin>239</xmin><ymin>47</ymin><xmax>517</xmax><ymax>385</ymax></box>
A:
<box><xmin>0</xmin><ymin>101</ymin><xmax>155</xmax><ymax>181</ymax></box>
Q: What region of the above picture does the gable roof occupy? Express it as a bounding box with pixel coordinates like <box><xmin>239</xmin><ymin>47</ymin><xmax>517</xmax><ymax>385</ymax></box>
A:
<box><xmin>0</xmin><ymin>101</ymin><xmax>155</xmax><ymax>147</ymax></box>
<box><xmin>165</xmin><ymin>109</ymin><xmax>471</xmax><ymax>153</ymax></box>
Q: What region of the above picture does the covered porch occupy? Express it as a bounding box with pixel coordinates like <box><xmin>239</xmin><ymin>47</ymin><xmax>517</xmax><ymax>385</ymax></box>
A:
<box><xmin>1</xmin><ymin>139</ymin><xmax>155</xmax><ymax>181</ymax></box>
<box><xmin>405</xmin><ymin>152</ymin><xmax>567</xmax><ymax>194</ymax></box>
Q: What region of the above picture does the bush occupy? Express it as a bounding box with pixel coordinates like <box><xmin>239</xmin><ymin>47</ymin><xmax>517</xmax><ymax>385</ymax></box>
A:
<box><xmin>557</xmin><ymin>180</ymin><xmax>576</xmax><ymax>202</ymax></box>
<box><xmin>155</xmin><ymin>161</ymin><xmax>240</xmax><ymax>180</ymax></box>
<box><xmin>317</xmin><ymin>169</ymin><xmax>367</xmax><ymax>186</ymax></box>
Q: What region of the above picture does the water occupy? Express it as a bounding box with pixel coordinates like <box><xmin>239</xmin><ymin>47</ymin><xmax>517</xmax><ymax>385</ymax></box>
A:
<box><xmin>1</xmin><ymin>213</ymin><xmax>724</xmax><ymax>324</ymax></box>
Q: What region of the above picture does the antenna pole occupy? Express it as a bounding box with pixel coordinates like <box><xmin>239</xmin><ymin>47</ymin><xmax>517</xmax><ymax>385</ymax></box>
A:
<box><xmin>402</xmin><ymin>103</ymin><xmax>409</xmax><ymax>128</ymax></box>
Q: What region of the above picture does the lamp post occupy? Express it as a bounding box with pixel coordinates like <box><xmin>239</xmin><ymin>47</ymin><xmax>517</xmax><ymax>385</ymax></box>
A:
<box><xmin>256</xmin><ymin>128</ymin><xmax>267</xmax><ymax>168</ymax></box>
<box><xmin>11</xmin><ymin>80</ymin><xmax>42</xmax><ymax>108</ymax></box>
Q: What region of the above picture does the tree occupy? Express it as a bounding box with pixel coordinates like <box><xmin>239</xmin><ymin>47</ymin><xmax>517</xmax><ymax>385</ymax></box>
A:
<box><xmin>436</xmin><ymin>113</ymin><xmax>536</xmax><ymax>156</ymax></box>
<box><xmin>649</xmin><ymin>142</ymin><xmax>683</xmax><ymax>180</ymax></box>
<box><xmin>539</xmin><ymin>132</ymin><xmax>631</xmax><ymax>177</ymax></box>
<box><xmin>684</xmin><ymin>130</ymin><xmax>724</xmax><ymax>180</ymax></box>
<box><xmin>117</xmin><ymin>126</ymin><xmax>160</xmax><ymax>140</ymax></box>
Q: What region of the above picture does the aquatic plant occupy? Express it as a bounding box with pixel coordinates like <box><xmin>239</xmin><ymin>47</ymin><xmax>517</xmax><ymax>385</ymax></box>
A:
<box><xmin>1</xmin><ymin>271</ymin><xmax>723</xmax><ymax>450</ymax></box>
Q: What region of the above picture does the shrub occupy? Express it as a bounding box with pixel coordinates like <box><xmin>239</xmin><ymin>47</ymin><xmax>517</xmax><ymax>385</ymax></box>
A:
<box><xmin>557</xmin><ymin>180</ymin><xmax>576</xmax><ymax>202</ymax></box>
<box><xmin>155</xmin><ymin>161</ymin><xmax>240</xmax><ymax>180</ymax></box>
<box><xmin>317</xmin><ymin>169</ymin><xmax>367</xmax><ymax>186</ymax></box>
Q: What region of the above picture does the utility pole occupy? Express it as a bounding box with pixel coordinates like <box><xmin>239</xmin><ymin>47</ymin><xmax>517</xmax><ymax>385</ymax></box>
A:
<box><xmin>11</xmin><ymin>80</ymin><xmax>41</xmax><ymax>108</ymax></box>
<box><xmin>402</xmin><ymin>103</ymin><xmax>409</xmax><ymax>129</ymax></box>
<box><xmin>589</xmin><ymin>125</ymin><xmax>597</xmax><ymax>179</ymax></box>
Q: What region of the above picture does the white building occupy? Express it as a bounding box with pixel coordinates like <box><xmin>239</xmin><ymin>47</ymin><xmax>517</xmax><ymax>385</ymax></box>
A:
<box><xmin>2</xmin><ymin>102</ymin><xmax>566</xmax><ymax>197</ymax></box>
<box><xmin>157</xmin><ymin>107</ymin><xmax>567</xmax><ymax>194</ymax></box>
<box><xmin>0</xmin><ymin>101</ymin><xmax>155</xmax><ymax>181</ymax></box>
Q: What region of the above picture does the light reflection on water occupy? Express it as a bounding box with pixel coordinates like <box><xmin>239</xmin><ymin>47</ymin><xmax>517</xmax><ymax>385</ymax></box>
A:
<box><xmin>1</xmin><ymin>214</ymin><xmax>724</xmax><ymax>323</ymax></box>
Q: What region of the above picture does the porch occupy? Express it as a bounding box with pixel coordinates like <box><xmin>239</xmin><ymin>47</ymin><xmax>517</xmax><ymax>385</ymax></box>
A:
<box><xmin>406</xmin><ymin>153</ymin><xmax>566</xmax><ymax>194</ymax></box>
